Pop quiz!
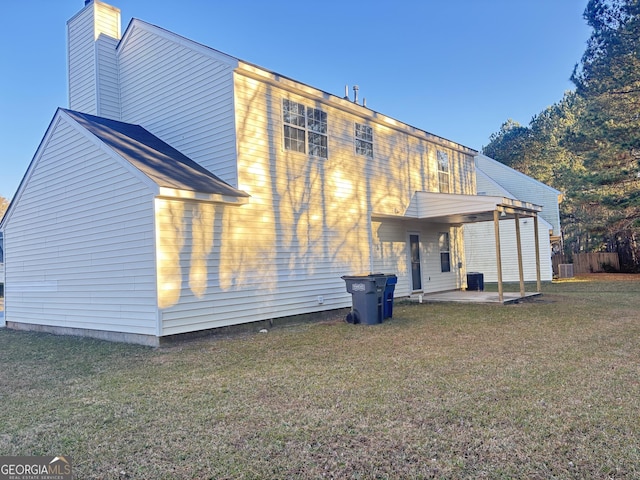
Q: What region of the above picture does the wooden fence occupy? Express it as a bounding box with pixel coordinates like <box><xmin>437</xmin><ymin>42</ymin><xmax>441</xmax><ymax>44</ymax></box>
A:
<box><xmin>552</xmin><ymin>252</ymin><xmax>621</xmax><ymax>275</ymax></box>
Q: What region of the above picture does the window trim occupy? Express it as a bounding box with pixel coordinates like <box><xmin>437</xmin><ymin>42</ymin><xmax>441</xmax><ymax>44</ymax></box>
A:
<box><xmin>283</xmin><ymin>99</ymin><xmax>306</xmax><ymax>154</ymax></box>
<box><xmin>439</xmin><ymin>231</ymin><xmax>451</xmax><ymax>273</ymax></box>
<box><xmin>437</xmin><ymin>150</ymin><xmax>450</xmax><ymax>193</ymax></box>
<box><xmin>282</xmin><ymin>99</ymin><xmax>328</xmax><ymax>158</ymax></box>
<box><xmin>355</xmin><ymin>123</ymin><xmax>373</xmax><ymax>158</ymax></box>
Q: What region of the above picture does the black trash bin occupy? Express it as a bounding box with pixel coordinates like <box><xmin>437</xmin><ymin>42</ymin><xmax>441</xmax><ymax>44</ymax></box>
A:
<box><xmin>341</xmin><ymin>274</ymin><xmax>387</xmax><ymax>325</ymax></box>
<box><xmin>368</xmin><ymin>273</ymin><xmax>397</xmax><ymax>319</ymax></box>
<box><xmin>467</xmin><ymin>272</ymin><xmax>484</xmax><ymax>291</ymax></box>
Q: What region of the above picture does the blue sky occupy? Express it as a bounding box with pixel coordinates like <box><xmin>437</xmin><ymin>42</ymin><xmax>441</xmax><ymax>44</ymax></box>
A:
<box><xmin>0</xmin><ymin>0</ymin><xmax>591</xmax><ymax>200</ymax></box>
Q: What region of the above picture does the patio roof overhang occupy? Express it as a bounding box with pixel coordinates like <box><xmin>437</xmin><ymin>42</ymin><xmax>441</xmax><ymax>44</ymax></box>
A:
<box><xmin>371</xmin><ymin>191</ymin><xmax>545</xmax><ymax>303</ymax></box>
<box><xmin>373</xmin><ymin>192</ymin><xmax>542</xmax><ymax>225</ymax></box>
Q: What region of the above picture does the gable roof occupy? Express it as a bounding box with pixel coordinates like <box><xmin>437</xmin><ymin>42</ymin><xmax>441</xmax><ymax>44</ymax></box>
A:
<box><xmin>120</xmin><ymin>18</ymin><xmax>239</xmax><ymax>69</ymax></box>
<box><xmin>475</xmin><ymin>154</ymin><xmax>563</xmax><ymax>200</ymax></box>
<box><xmin>119</xmin><ymin>19</ymin><xmax>477</xmax><ymax>156</ymax></box>
<box><xmin>61</xmin><ymin>109</ymin><xmax>249</xmax><ymax>200</ymax></box>
<box><xmin>475</xmin><ymin>168</ymin><xmax>517</xmax><ymax>198</ymax></box>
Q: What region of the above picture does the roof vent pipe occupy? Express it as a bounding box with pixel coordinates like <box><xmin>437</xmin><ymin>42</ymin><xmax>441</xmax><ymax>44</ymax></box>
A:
<box><xmin>353</xmin><ymin>85</ymin><xmax>359</xmax><ymax>104</ymax></box>
<box><xmin>344</xmin><ymin>85</ymin><xmax>349</xmax><ymax>100</ymax></box>
<box><xmin>363</xmin><ymin>98</ymin><xmax>367</xmax><ymax>108</ymax></box>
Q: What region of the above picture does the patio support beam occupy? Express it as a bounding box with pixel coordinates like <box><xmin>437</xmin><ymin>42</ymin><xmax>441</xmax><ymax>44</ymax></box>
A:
<box><xmin>514</xmin><ymin>213</ymin><xmax>525</xmax><ymax>297</ymax></box>
<box><xmin>534</xmin><ymin>214</ymin><xmax>542</xmax><ymax>292</ymax></box>
<box><xmin>493</xmin><ymin>209</ymin><xmax>504</xmax><ymax>303</ymax></box>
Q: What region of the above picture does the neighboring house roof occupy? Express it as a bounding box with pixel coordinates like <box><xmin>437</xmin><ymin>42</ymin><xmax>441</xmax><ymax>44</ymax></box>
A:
<box><xmin>62</xmin><ymin>109</ymin><xmax>249</xmax><ymax>199</ymax></box>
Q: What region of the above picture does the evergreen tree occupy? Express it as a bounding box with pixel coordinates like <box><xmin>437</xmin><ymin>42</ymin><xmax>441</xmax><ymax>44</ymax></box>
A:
<box><xmin>484</xmin><ymin>0</ymin><xmax>640</xmax><ymax>271</ymax></box>
<box><xmin>571</xmin><ymin>0</ymin><xmax>640</xmax><ymax>270</ymax></box>
<box><xmin>483</xmin><ymin>119</ymin><xmax>531</xmax><ymax>172</ymax></box>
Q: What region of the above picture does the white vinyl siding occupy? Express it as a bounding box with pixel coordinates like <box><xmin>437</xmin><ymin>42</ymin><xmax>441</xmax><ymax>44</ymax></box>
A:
<box><xmin>118</xmin><ymin>21</ymin><xmax>239</xmax><ymax>187</ymax></box>
<box><xmin>469</xmin><ymin>154</ymin><xmax>559</xmax><ymax>283</ymax></box>
<box><xmin>68</xmin><ymin>6</ymin><xmax>97</xmax><ymax>113</ymax></box>
<box><xmin>153</xmin><ymin>70</ymin><xmax>475</xmax><ymax>335</ymax></box>
<box><xmin>95</xmin><ymin>35</ymin><xmax>120</xmax><ymax>119</ymax></box>
<box><xmin>475</xmin><ymin>154</ymin><xmax>561</xmax><ymax>235</ymax></box>
<box><xmin>464</xmin><ymin>217</ymin><xmax>554</xmax><ymax>282</ymax></box>
<box><xmin>93</xmin><ymin>2</ymin><xmax>121</xmax><ymax>39</ymax></box>
<box><xmin>3</xmin><ymin>118</ymin><xmax>158</xmax><ymax>335</ymax></box>
<box><xmin>371</xmin><ymin>220</ymin><xmax>461</xmax><ymax>295</ymax></box>
<box><xmin>67</xmin><ymin>1</ymin><xmax>121</xmax><ymax>116</ymax></box>
<box><xmin>156</xmin><ymin>198</ymin><xmax>360</xmax><ymax>336</ymax></box>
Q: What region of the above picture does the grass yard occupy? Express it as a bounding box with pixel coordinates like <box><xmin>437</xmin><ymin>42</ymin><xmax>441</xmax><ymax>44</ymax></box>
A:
<box><xmin>1</xmin><ymin>275</ymin><xmax>639</xmax><ymax>479</ymax></box>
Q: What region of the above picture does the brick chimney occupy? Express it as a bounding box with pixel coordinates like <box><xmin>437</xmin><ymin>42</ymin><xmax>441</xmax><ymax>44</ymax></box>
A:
<box><xmin>67</xmin><ymin>1</ymin><xmax>121</xmax><ymax>119</ymax></box>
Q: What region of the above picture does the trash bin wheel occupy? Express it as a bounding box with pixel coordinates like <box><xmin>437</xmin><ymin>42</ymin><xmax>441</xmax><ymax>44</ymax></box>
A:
<box><xmin>345</xmin><ymin>311</ymin><xmax>360</xmax><ymax>324</ymax></box>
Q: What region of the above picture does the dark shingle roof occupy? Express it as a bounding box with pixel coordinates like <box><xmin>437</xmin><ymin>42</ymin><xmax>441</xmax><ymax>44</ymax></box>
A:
<box><xmin>62</xmin><ymin>109</ymin><xmax>248</xmax><ymax>198</ymax></box>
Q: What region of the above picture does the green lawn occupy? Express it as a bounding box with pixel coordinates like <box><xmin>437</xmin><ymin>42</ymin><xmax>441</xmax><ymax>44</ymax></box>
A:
<box><xmin>1</xmin><ymin>276</ymin><xmax>639</xmax><ymax>479</ymax></box>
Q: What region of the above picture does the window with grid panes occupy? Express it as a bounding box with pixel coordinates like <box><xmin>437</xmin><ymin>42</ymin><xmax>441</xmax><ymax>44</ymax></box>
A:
<box><xmin>283</xmin><ymin>99</ymin><xmax>306</xmax><ymax>153</ymax></box>
<box><xmin>283</xmin><ymin>99</ymin><xmax>328</xmax><ymax>158</ymax></box>
<box><xmin>307</xmin><ymin>107</ymin><xmax>327</xmax><ymax>158</ymax></box>
<box><xmin>439</xmin><ymin>232</ymin><xmax>451</xmax><ymax>273</ymax></box>
<box><xmin>355</xmin><ymin>123</ymin><xmax>373</xmax><ymax>157</ymax></box>
<box><xmin>437</xmin><ymin>150</ymin><xmax>450</xmax><ymax>193</ymax></box>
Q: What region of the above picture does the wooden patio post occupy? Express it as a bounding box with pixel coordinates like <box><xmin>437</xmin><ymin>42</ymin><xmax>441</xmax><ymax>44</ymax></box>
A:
<box><xmin>514</xmin><ymin>213</ymin><xmax>525</xmax><ymax>297</ymax></box>
<box><xmin>494</xmin><ymin>209</ymin><xmax>504</xmax><ymax>303</ymax></box>
<box><xmin>533</xmin><ymin>214</ymin><xmax>542</xmax><ymax>292</ymax></box>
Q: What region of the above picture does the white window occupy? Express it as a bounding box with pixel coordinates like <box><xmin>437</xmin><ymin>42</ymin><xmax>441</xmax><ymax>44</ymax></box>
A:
<box><xmin>437</xmin><ymin>150</ymin><xmax>450</xmax><ymax>193</ymax></box>
<box><xmin>283</xmin><ymin>99</ymin><xmax>306</xmax><ymax>153</ymax></box>
<box><xmin>439</xmin><ymin>232</ymin><xmax>451</xmax><ymax>273</ymax></box>
<box><xmin>283</xmin><ymin>99</ymin><xmax>328</xmax><ymax>158</ymax></box>
<box><xmin>355</xmin><ymin>123</ymin><xmax>373</xmax><ymax>157</ymax></box>
<box><xmin>307</xmin><ymin>107</ymin><xmax>328</xmax><ymax>157</ymax></box>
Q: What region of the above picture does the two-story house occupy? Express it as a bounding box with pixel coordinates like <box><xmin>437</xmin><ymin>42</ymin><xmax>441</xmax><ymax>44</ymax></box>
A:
<box><xmin>0</xmin><ymin>0</ymin><xmax>544</xmax><ymax>345</ymax></box>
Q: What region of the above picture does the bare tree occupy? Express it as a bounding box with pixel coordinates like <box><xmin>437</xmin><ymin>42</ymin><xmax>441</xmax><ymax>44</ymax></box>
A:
<box><xmin>0</xmin><ymin>195</ymin><xmax>8</xmax><ymax>219</ymax></box>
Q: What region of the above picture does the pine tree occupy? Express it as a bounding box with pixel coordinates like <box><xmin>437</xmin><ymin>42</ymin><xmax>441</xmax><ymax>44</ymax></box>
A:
<box><xmin>484</xmin><ymin>0</ymin><xmax>640</xmax><ymax>271</ymax></box>
<box><xmin>571</xmin><ymin>0</ymin><xmax>640</xmax><ymax>270</ymax></box>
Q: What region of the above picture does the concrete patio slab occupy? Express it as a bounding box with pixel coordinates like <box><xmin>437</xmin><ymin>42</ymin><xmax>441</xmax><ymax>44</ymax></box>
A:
<box><xmin>410</xmin><ymin>290</ymin><xmax>542</xmax><ymax>305</ymax></box>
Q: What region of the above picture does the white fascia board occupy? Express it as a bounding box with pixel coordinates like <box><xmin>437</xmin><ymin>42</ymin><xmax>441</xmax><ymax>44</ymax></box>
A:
<box><xmin>157</xmin><ymin>187</ymin><xmax>250</xmax><ymax>205</ymax></box>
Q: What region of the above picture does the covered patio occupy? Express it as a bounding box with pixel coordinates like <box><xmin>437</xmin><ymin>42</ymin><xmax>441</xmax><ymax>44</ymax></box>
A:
<box><xmin>377</xmin><ymin>192</ymin><xmax>544</xmax><ymax>303</ymax></box>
